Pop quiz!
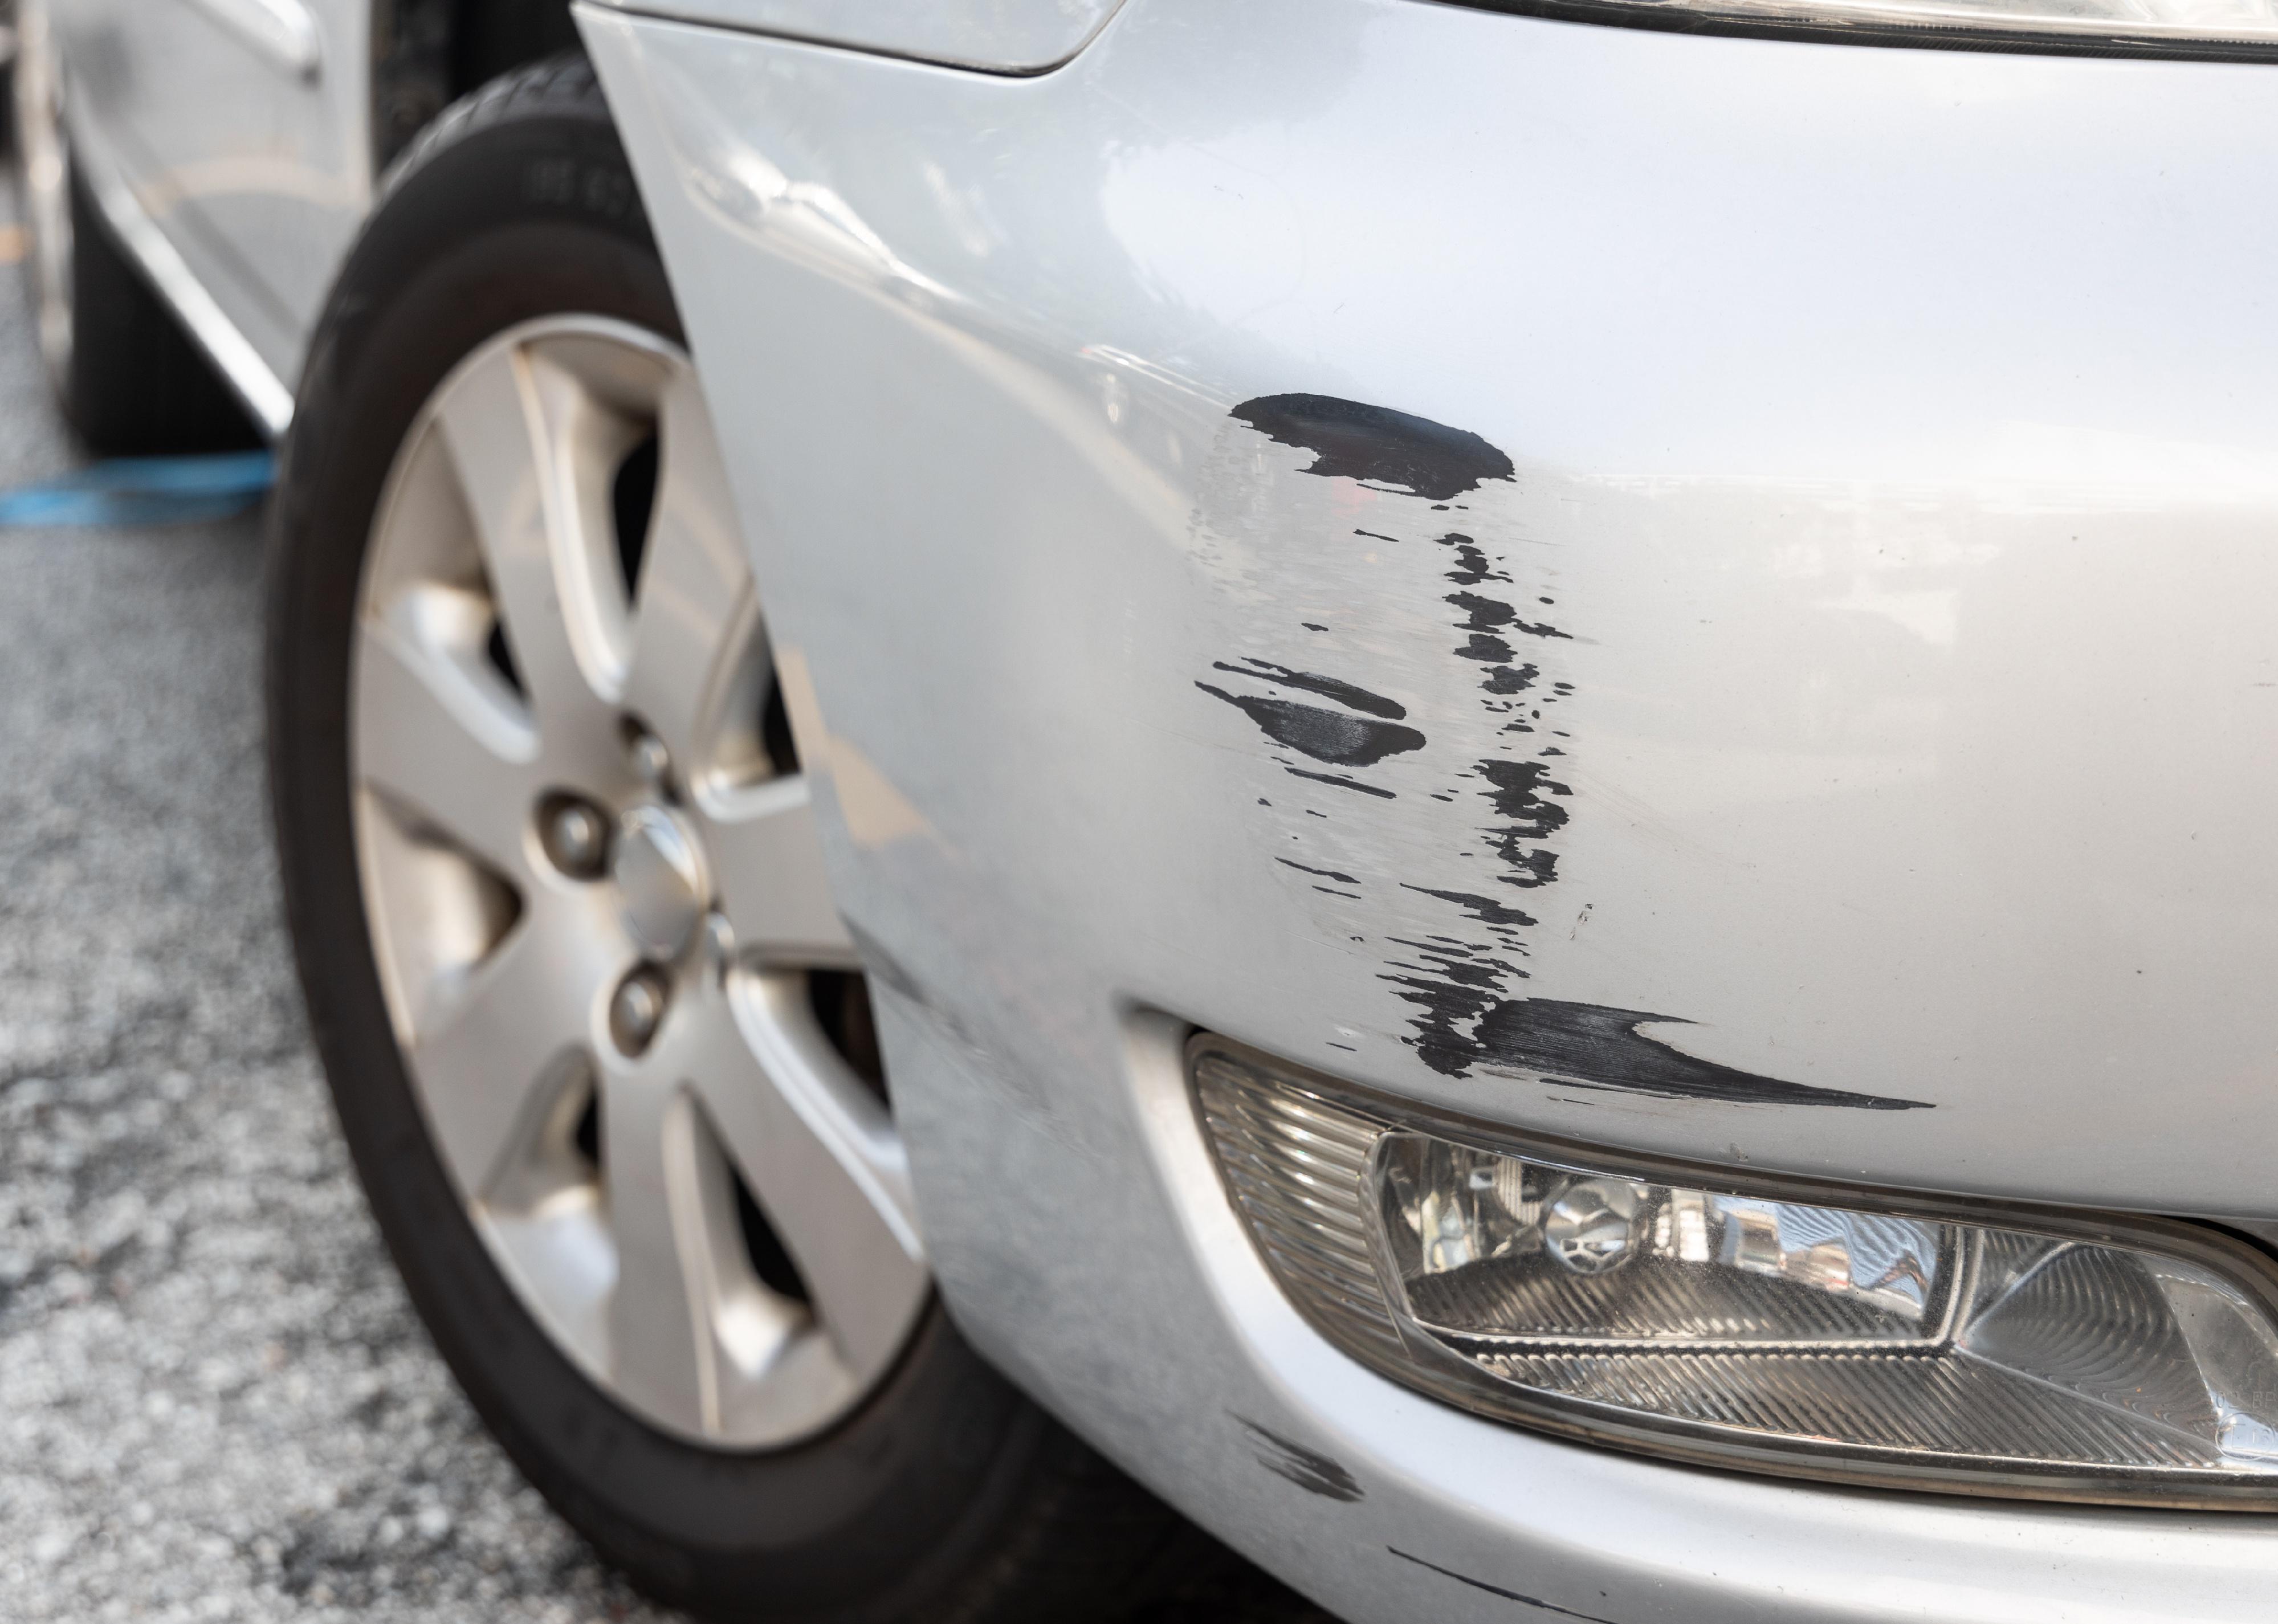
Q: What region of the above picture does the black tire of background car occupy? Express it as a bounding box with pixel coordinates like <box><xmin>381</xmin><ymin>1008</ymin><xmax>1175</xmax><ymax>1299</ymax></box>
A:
<box><xmin>44</xmin><ymin>164</ymin><xmax>262</xmax><ymax>455</ymax></box>
<box><xmin>264</xmin><ymin>54</ymin><xmax>1229</xmax><ymax>1624</ymax></box>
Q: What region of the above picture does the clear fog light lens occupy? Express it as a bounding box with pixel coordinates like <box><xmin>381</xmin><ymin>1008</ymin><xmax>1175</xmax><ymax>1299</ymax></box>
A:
<box><xmin>1195</xmin><ymin>1038</ymin><xmax>2278</xmax><ymax>1505</ymax></box>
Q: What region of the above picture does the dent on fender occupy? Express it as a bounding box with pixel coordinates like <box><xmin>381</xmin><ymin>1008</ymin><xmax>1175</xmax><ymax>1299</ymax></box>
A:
<box><xmin>1192</xmin><ymin>394</ymin><xmax>1930</xmax><ymax>1111</ymax></box>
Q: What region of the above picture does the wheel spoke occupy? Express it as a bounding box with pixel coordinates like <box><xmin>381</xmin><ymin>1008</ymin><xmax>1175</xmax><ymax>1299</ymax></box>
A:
<box><xmin>704</xmin><ymin>777</ymin><xmax>856</xmax><ymax>966</ymax></box>
<box><xmin>601</xmin><ymin>1074</ymin><xmax>719</xmax><ymax>1438</ymax></box>
<box><xmin>622</xmin><ymin>366</ymin><xmax>765</xmax><ymax>774</ymax></box>
<box><xmin>433</xmin><ymin>339</ymin><xmax>625</xmax><ymax>764</ymax></box>
<box><xmin>409</xmin><ymin>915</ymin><xmax>613</xmax><ymax>1201</ymax></box>
<box><xmin>684</xmin><ymin>977</ymin><xmax>927</xmax><ymax>1377</ymax></box>
<box><xmin>354</xmin><ymin>613</ymin><xmax>537</xmax><ymax>880</ymax></box>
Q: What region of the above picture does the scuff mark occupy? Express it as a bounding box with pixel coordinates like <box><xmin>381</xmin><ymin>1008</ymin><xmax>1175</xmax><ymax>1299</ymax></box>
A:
<box><xmin>1232</xmin><ymin>1415</ymin><xmax>1363</xmax><ymax>1502</ymax></box>
<box><xmin>1204</xmin><ymin>395</ymin><xmax>1576</xmax><ymax>1071</ymax></box>
<box><xmin>1202</xmin><ymin>393</ymin><xmax>1896</xmax><ymax>1111</ymax></box>
<box><xmin>1286</xmin><ymin>766</ymin><xmax>1396</xmax><ymax>799</ymax></box>
<box><xmin>1473</xmin><ymin>1000</ymin><xmax>1931</xmax><ymax>1110</ymax></box>
<box><xmin>1387</xmin><ymin>1548</ymin><xmax>1622</xmax><ymax>1624</ymax></box>
<box><xmin>1195</xmin><ymin>683</ymin><xmax>1425</xmax><ymax>768</ymax></box>
<box><xmin>1382</xmin><ymin>936</ymin><xmax>1525</xmax><ymax>1075</ymax></box>
<box><xmin>1476</xmin><ymin>760</ymin><xmax>1571</xmax><ymax>846</ymax></box>
<box><xmin>1279</xmin><ymin>858</ymin><xmax>1360</xmax><ymax>885</ymax></box>
<box><xmin>1440</xmin><ymin>532</ymin><xmax>1509</xmax><ymax>586</ymax></box>
<box><xmin>1213</xmin><ymin>659</ymin><xmax>1407</xmax><ymax>720</ymax></box>
<box><xmin>1232</xmin><ymin>394</ymin><xmax>1515</xmax><ymax>501</ymax></box>
<box><xmin>1403</xmin><ymin>886</ymin><xmax>1534</xmax><ymax>929</ymax></box>
<box><xmin>1452</xmin><ymin>589</ymin><xmax>1570</xmax><ymax>644</ymax></box>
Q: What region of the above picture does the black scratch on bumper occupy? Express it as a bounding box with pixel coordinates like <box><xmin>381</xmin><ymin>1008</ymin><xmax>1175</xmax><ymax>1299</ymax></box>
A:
<box><xmin>1232</xmin><ymin>394</ymin><xmax>1515</xmax><ymax>501</ymax></box>
<box><xmin>1233</xmin><ymin>1415</ymin><xmax>1364</xmax><ymax>1502</ymax></box>
<box><xmin>1201</xmin><ymin>393</ymin><xmax>1919</xmax><ymax>1109</ymax></box>
<box><xmin>1474</xmin><ymin>999</ymin><xmax>1931</xmax><ymax>1110</ymax></box>
<box><xmin>1196</xmin><ymin>681</ymin><xmax>1427</xmax><ymax>768</ymax></box>
<box><xmin>1388</xmin><ymin>1548</ymin><xmax>1622</xmax><ymax>1623</ymax></box>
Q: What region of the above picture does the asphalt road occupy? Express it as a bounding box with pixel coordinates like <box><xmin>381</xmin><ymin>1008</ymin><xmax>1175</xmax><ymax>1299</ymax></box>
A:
<box><xmin>0</xmin><ymin>209</ymin><xmax>1331</xmax><ymax>1621</ymax></box>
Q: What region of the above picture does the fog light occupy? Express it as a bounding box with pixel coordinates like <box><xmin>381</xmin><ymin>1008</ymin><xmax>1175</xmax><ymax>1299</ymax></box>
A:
<box><xmin>1193</xmin><ymin>1036</ymin><xmax>2278</xmax><ymax>1506</ymax></box>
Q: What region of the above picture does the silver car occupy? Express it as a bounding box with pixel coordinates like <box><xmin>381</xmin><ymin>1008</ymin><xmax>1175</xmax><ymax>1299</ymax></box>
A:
<box><xmin>21</xmin><ymin>0</ymin><xmax>2278</xmax><ymax>1618</ymax></box>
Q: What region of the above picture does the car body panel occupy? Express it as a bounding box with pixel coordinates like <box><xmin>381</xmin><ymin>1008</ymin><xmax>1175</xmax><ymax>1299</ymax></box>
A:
<box><xmin>62</xmin><ymin>89</ymin><xmax>300</xmax><ymax>432</ymax></box>
<box><xmin>578</xmin><ymin>0</ymin><xmax>1125</xmax><ymax>72</ymax></box>
<box><xmin>55</xmin><ymin>0</ymin><xmax>371</xmax><ymax>392</ymax></box>
<box><xmin>579</xmin><ymin>0</ymin><xmax>2278</xmax><ymax>1611</ymax></box>
<box><xmin>578</xmin><ymin>0</ymin><xmax>2278</xmax><ymax>1221</ymax></box>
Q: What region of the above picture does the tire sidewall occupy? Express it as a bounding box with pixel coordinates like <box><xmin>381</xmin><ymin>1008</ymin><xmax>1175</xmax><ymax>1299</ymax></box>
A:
<box><xmin>266</xmin><ymin>83</ymin><xmax>1055</xmax><ymax>1623</ymax></box>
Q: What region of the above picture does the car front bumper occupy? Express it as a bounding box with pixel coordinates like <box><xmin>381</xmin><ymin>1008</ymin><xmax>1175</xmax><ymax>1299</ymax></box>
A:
<box><xmin>585</xmin><ymin>0</ymin><xmax>2278</xmax><ymax>1612</ymax></box>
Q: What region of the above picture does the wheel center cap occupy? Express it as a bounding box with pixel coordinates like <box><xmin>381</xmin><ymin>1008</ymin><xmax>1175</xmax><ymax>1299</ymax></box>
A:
<box><xmin>613</xmin><ymin>805</ymin><xmax>707</xmax><ymax>960</ymax></box>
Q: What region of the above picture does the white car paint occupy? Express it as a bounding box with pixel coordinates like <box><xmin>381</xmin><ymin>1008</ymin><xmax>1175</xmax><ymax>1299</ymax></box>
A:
<box><xmin>577</xmin><ymin>0</ymin><xmax>2278</xmax><ymax>1229</ymax></box>
<box><xmin>579</xmin><ymin>1</ymin><xmax>2278</xmax><ymax>1613</ymax></box>
<box><xmin>51</xmin><ymin>0</ymin><xmax>2278</xmax><ymax>1613</ymax></box>
<box><xmin>54</xmin><ymin>0</ymin><xmax>370</xmax><ymax>394</ymax></box>
<box><xmin>42</xmin><ymin>0</ymin><xmax>1117</xmax><ymax>414</ymax></box>
<box><xmin>181</xmin><ymin>0</ymin><xmax>325</xmax><ymax>79</ymax></box>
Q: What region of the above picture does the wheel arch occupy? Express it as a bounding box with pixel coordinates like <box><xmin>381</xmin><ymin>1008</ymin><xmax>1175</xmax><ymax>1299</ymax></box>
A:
<box><xmin>371</xmin><ymin>0</ymin><xmax>584</xmax><ymax>171</ymax></box>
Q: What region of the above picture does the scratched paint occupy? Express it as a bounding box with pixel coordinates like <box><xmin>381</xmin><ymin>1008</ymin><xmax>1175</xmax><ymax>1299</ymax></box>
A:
<box><xmin>1232</xmin><ymin>1415</ymin><xmax>1364</xmax><ymax>1502</ymax></box>
<box><xmin>1192</xmin><ymin>679</ymin><xmax>1426</xmax><ymax>768</ymax></box>
<box><xmin>1230</xmin><ymin>394</ymin><xmax>1514</xmax><ymax>502</ymax></box>
<box><xmin>1191</xmin><ymin>393</ymin><xmax>1577</xmax><ymax>1072</ymax></box>
<box><xmin>1474</xmin><ymin>1001</ymin><xmax>1927</xmax><ymax>1111</ymax></box>
<box><xmin>1188</xmin><ymin>394</ymin><xmax>1925</xmax><ymax>1109</ymax></box>
<box><xmin>1387</xmin><ymin>1547</ymin><xmax>1622</xmax><ymax>1624</ymax></box>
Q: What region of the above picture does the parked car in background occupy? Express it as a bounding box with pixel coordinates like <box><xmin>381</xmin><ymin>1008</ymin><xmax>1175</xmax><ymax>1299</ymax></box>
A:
<box><xmin>22</xmin><ymin>0</ymin><xmax>2278</xmax><ymax>1618</ymax></box>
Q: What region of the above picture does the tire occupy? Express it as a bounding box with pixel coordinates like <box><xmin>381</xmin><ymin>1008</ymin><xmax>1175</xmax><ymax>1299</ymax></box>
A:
<box><xmin>265</xmin><ymin>55</ymin><xmax>1201</xmax><ymax>1624</ymax></box>
<box><xmin>13</xmin><ymin>0</ymin><xmax>259</xmax><ymax>454</ymax></box>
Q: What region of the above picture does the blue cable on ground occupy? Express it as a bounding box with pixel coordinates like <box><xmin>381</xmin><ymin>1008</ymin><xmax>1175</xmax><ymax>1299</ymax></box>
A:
<box><xmin>0</xmin><ymin>451</ymin><xmax>276</xmax><ymax>527</ymax></box>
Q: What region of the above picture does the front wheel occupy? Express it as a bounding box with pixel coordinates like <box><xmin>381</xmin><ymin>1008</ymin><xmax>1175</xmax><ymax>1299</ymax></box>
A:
<box><xmin>267</xmin><ymin>56</ymin><xmax>1201</xmax><ymax>1624</ymax></box>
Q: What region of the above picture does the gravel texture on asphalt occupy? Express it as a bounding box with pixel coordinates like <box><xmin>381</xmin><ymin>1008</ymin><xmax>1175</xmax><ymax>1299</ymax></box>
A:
<box><xmin>0</xmin><ymin>208</ymin><xmax>1335</xmax><ymax>1621</ymax></box>
<box><xmin>0</xmin><ymin>262</ymin><xmax>685</xmax><ymax>1622</ymax></box>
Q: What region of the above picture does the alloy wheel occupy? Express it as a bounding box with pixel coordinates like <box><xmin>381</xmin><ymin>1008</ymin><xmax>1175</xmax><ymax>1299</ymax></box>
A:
<box><xmin>349</xmin><ymin>316</ymin><xmax>926</xmax><ymax>1449</ymax></box>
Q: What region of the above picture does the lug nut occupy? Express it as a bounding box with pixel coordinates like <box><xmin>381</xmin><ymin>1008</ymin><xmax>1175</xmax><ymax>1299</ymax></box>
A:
<box><xmin>540</xmin><ymin>797</ymin><xmax>610</xmax><ymax>879</ymax></box>
<box><xmin>609</xmin><ymin>968</ymin><xmax>670</xmax><ymax>1056</ymax></box>
<box><xmin>702</xmin><ymin>911</ymin><xmax>736</xmax><ymax>985</ymax></box>
<box><xmin>624</xmin><ymin>723</ymin><xmax>673</xmax><ymax>789</ymax></box>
